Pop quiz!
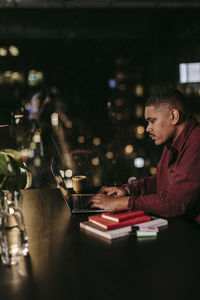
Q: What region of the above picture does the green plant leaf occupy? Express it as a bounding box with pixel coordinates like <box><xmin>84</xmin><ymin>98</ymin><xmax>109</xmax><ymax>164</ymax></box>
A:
<box><xmin>0</xmin><ymin>149</ymin><xmax>32</xmax><ymax>191</ymax></box>
<box><xmin>1</xmin><ymin>149</ymin><xmax>24</xmax><ymax>167</ymax></box>
<box><xmin>6</xmin><ymin>155</ymin><xmax>22</xmax><ymax>191</ymax></box>
<box><xmin>24</xmin><ymin>168</ymin><xmax>32</xmax><ymax>189</ymax></box>
<box><xmin>0</xmin><ymin>153</ymin><xmax>8</xmax><ymax>188</ymax></box>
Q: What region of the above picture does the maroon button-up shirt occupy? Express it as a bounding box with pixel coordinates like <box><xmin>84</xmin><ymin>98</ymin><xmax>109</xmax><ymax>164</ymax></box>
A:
<box><xmin>127</xmin><ymin>116</ymin><xmax>200</xmax><ymax>221</ymax></box>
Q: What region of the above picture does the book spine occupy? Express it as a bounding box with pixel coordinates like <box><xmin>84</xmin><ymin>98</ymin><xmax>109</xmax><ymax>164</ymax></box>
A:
<box><xmin>89</xmin><ymin>218</ymin><xmax>108</xmax><ymax>229</ymax></box>
<box><xmin>102</xmin><ymin>211</ymin><xmax>144</xmax><ymax>222</ymax></box>
<box><xmin>80</xmin><ymin>222</ymin><xmax>111</xmax><ymax>239</ymax></box>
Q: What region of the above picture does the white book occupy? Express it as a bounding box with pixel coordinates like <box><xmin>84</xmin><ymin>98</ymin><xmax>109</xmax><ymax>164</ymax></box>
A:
<box><xmin>80</xmin><ymin>221</ymin><xmax>132</xmax><ymax>240</ymax></box>
<box><xmin>134</xmin><ymin>218</ymin><xmax>168</xmax><ymax>229</ymax></box>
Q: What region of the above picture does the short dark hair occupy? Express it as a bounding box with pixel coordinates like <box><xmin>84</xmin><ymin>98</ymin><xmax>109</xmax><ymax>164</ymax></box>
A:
<box><xmin>145</xmin><ymin>88</ymin><xmax>188</xmax><ymax>113</ymax></box>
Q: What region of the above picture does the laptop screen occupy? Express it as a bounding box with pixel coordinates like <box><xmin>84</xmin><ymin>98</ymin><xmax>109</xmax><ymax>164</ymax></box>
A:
<box><xmin>50</xmin><ymin>157</ymin><xmax>72</xmax><ymax>210</ymax></box>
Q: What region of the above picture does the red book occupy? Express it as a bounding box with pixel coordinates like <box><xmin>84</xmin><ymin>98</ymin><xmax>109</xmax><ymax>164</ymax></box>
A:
<box><xmin>102</xmin><ymin>210</ymin><xmax>145</xmax><ymax>223</ymax></box>
<box><xmin>88</xmin><ymin>214</ymin><xmax>151</xmax><ymax>230</ymax></box>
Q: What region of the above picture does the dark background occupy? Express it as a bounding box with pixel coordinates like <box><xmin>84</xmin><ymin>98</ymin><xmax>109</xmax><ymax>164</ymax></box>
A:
<box><xmin>0</xmin><ymin>1</ymin><xmax>200</xmax><ymax>187</ymax></box>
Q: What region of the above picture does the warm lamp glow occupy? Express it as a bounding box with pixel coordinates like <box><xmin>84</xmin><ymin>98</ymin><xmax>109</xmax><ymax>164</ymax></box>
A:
<box><xmin>9</xmin><ymin>46</ymin><xmax>19</xmax><ymax>56</ymax></box>
<box><xmin>150</xmin><ymin>167</ymin><xmax>157</xmax><ymax>175</ymax></box>
<box><xmin>65</xmin><ymin>169</ymin><xmax>72</xmax><ymax>178</ymax></box>
<box><xmin>51</xmin><ymin>113</ymin><xmax>59</xmax><ymax>126</ymax></box>
<box><xmin>125</xmin><ymin>145</ymin><xmax>134</xmax><ymax>154</ymax></box>
<box><xmin>92</xmin><ymin>157</ymin><xmax>100</xmax><ymax>166</ymax></box>
<box><xmin>135</xmin><ymin>84</ymin><xmax>144</xmax><ymax>97</ymax></box>
<box><xmin>105</xmin><ymin>151</ymin><xmax>114</xmax><ymax>159</ymax></box>
<box><xmin>77</xmin><ymin>136</ymin><xmax>85</xmax><ymax>143</ymax></box>
<box><xmin>93</xmin><ymin>137</ymin><xmax>101</xmax><ymax>146</ymax></box>
<box><xmin>0</xmin><ymin>48</ymin><xmax>7</xmax><ymax>56</ymax></box>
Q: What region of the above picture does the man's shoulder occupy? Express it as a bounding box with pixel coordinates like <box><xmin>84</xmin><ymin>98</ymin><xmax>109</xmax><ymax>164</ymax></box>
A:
<box><xmin>186</xmin><ymin>123</ymin><xmax>200</xmax><ymax>148</ymax></box>
<box><xmin>189</xmin><ymin>121</ymin><xmax>200</xmax><ymax>137</ymax></box>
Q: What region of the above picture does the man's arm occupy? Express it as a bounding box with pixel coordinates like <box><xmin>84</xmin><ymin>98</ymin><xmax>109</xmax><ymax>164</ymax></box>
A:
<box><xmin>131</xmin><ymin>139</ymin><xmax>200</xmax><ymax>217</ymax></box>
<box><xmin>88</xmin><ymin>175</ymin><xmax>157</xmax><ymax>210</ymax></box>
<box><xmin>124</xmin><ymin>174</ymin><xmax>157</xmax><ymax>198</ymax></box>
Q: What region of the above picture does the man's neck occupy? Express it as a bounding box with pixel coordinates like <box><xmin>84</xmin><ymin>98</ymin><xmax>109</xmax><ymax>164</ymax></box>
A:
<box><xmin>173</xmin><ymin>119</ymin><xmax>189</xmax><ymax>142</ymax></box>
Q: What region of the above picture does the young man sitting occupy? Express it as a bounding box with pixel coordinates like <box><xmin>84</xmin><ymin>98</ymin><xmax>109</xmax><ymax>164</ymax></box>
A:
<box><xmin>89</xmin><ymin>89</ymin><xmax>200</xmax><ymax>223</ymax></box>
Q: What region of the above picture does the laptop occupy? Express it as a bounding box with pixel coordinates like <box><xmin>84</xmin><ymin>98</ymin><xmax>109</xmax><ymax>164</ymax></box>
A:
<box><xmin>50</xmin><ymin>157</ymin><xmax>111</xmax><ymax>214</ymax></box>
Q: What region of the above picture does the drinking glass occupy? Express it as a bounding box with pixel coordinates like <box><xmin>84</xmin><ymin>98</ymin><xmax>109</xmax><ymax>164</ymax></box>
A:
<box><xmin>0</xmin><ymin>191</ymin><xmax>29</xmax><ymax>266</ymax></box>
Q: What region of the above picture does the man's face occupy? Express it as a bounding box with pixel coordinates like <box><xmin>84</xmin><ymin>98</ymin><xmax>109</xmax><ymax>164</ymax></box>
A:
<box><xmin>145</xmin><ymin>104</ymin><xmax>176</xmax><ymax>145</ymax></box>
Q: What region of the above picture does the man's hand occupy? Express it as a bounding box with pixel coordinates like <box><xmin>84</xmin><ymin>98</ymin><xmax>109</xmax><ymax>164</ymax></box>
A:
<box><xmin>88</xmin><ymin>193</ymin><xmax>130</xmax><ymax>210</ymax></box>
<box><xmin>98</xmin><ymin>186</ymin><xmax>128</xmax><ymax>197</ymax></box>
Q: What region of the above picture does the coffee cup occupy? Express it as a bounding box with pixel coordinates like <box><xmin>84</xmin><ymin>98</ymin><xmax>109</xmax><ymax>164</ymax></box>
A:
<box><xmin>72</xmin><ymin>175</ymin><xmax>86</xmax><ymax>193</ymax></box>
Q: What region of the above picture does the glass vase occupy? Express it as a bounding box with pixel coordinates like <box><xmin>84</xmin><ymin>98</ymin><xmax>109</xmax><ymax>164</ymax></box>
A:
<box><xmin>0</xmin><ymin>191</ymin><xmax>29</xmax><ymax>266</ymax></box>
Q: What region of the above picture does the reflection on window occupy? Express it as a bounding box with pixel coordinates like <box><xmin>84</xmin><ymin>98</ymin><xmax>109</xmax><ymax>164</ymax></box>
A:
<box><xmin>150</xmin><ymin>167</ymin><xmax>157</xmax><ymax>175</ymax></box>
<box><xmin>65</xmin><ymin>169</ymin><xmax>73</xmax><ymax>178</ymax></box>
<box><xmin>51</xmin><ymin>113</ymin><xmax>59</xmax><ymax>126</ymax></box>
<box><xmin>28</xmin><ymin>70</ymin><xmax>44</xmax><ymax>86</ymax></box>
<box><xmin>0</xmin><ymin>48</ymin><xmax>7</xmax><ymax>56</ymax></box>
<box><xmin>93</xmin><ymin>137</ymin><xmax>101</xmax><ymax>146</ymax></box>
<box><xmin>116</xmin><ymin>72</ymin><xmax>126</xmax><ymax>82</ymax></box>
<box><xmin>108</xmin><ymin>78</ymin><xmax>117</xmax><ymax>89</ymax></box>
<box><xmin>0</xmin><ymin>45</ymin><xmax>19</xmax><ymax>56</ymax></box>
<box><xmin>134</xmin><ymin>157</ymin><xmax>144</xmax><ymax>168</ymax></box>
<box><xmin>125</xmin><ymin>144</ymin><xmax>134</xmax><ymax>154</ymax></box>
<box><xmin>115</xmin><ymin>98</ymin><xmax>123</xmax><ymax>107</ymax></box>
<box><xmin>33</xmin><ymin>132</ymin><xmax>41</xmax><ymax>143</ymax></box>
<box><xmin>65</xmin><ymin>179</ymin><xmax>73</xmax><ymax>188</ymax></box>
<box><xmin>0</xmin><ymin>71</ymin><xmax>24</xmax><ymax>84</ymax></box>
<box><xmin>135</xmin><ymin>125</ymin><xmax>145</xmax><ymax>139</ymax></box>
<box><xmin>9</xmin><ymin>46</ymin><xmax>19</xmax><ymax>56</ymax></box>
<box><xmin>135</xmin><ymin>105</ymin><xmax>143</xmax><ymax>118</ymax></box>
<box><xmin>77</xmin><ymin>136</ymin><xmax>85</xmax><ymax>143</ymax></box>
<box><xmin>91</xmin><ymin>157</ymin><xmax>100</xmax><ymax>166</ymax></box>
<box><xmin>135</xmin><ymin>84</ymin><xmax>144</xmax><ymax>97</ymax></box>
<box><xmin>179</xmin><ymin>63</ymin><xmax>200</xmax><ymax>83</ymax></box>
<box><xmin>105</xmin><ymin>151</ymin><xmax>114</xmax><ymax>159</ymax></box>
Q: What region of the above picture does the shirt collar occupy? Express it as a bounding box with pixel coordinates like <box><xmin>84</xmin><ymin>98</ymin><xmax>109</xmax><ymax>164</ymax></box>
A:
<box><xmin>167</xmin><ymin>116</ymin><xmax>199</xmax><ymax>153</ymax></box>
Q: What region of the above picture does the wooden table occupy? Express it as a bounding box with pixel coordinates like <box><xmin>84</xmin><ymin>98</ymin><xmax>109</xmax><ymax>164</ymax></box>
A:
<box><xmin>0</xmin><ymin>188</ymin><xmax>200</xmax><ymax>300</ymax></box>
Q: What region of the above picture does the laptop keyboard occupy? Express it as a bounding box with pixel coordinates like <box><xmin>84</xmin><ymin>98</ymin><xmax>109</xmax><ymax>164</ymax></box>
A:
<box><xmin>72</xmin><ymin>195</ymin><xmax>91</xmax><ymax>209</ymax></box>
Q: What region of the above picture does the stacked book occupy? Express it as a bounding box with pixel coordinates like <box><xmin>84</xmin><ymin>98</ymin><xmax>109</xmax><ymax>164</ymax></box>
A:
<box><xmin>80</xmin><ymin>209</ymin><xmax>168</xmax><ymax>240</ymax></box>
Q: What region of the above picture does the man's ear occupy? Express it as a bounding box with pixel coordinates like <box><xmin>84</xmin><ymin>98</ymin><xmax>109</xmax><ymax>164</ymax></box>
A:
<box><xmin>170</xmin><ymin>109</ymin><xmax>179</xmax><ymax>125</ymax></box>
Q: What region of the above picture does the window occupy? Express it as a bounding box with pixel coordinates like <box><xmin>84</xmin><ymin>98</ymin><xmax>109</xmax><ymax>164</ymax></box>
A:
<box><xmin>179</xmin><ymin>63</ymin><xmax>200</xmax><ymax>83</ymax></box>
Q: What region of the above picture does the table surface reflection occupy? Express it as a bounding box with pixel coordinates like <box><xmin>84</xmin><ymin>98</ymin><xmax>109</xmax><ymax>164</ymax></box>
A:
<box><xmin>0</xmin><ymin>188</ymin><xmax>200</xmax><ymax>300</ymax></box>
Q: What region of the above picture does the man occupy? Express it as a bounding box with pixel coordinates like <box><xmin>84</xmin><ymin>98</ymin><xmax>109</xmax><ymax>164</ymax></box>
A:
<box><xmin>89</xmin><ymin>89</ymin><xmax>200</xmax><ymax>221</ymax></box>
